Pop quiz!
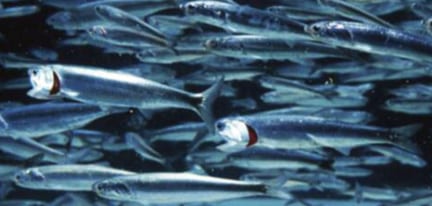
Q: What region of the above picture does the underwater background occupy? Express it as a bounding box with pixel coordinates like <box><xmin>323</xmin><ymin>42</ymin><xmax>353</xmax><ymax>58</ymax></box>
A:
<box><xmin>1</xmin><ymin>0</ymin><xmax>432</xmax><ymax>205</ymax></box>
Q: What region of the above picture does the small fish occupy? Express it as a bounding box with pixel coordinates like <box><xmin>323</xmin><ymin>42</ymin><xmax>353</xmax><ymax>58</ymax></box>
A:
<box><xmin>93</xmin><ymin>172</ymin><xmax>292</xmax><ymax>204</ymax></box>
<box><xmin>383</xmin><ymin>98</ymin><xmax>432</xmax><ymax>115</ymax></box>
<box><xmin>368</xmin><ymin>145</ymin><xmax>426</xmax><ymax>167</ymax></box>
<box><xmin>87</xmin><ymin>25</ymin><xmax>171</xmax><ymax>49</ymax></box>
<box><xmin>182</xmin><ymin>1</ymin><xmax>310</xmax><ymax>40</ymax></box>
<box><xmin>0</xmin><ymin>101</ymin><xmax>118</xmax><ymax>139</ymax></box>
<box><xmin>46</xmin><ymin>1</ymin><xmax>176</xmax><ymax>30</ymax></box>
<box><xmin>318</xmin><ymin>0</ymin><xmax>394</xmax><ymax>28</ymax></box>
<box><xmin>136</xmin><ymin>47</ymin><xmax>208</xmax><ymax>64</ymax></box>
<box><xmin>306</xmin><ymin>21</ymin><xmax>432</xmax><ymax>63</ymax></box>
<box><xmin>94</xmin><ymin>5</ymin><xmax>167</xmax><ymax>40</ymax></box>
<box><xmin>204</xmin><ymin>35</ymin><xmax>347</xmax><ymax>62</ymax></box>
<box><xmin>124</xmin><ymin>132</ymin><xmax>167</xmax><ymax>166</ymax></box>
<box><xmin>14</xmin><ymin>164</ymin><xmax>135</xmax><ymax>191</ymax></box>
<box><xmin>27</xmin><ymin>64</ymin><xmax>223</xmax><ymax>131</ymax></box>
<box><xmin>215</xmin><ymin>114</ymin><xmax>420</xmax><ymax>153</ymax></box>
<box><xmin>218</xmin><ymin>147</ymin><xmax>333</xmax><ymax>171</ymax></box>
<box><xmin>0</xmin><ymin>5</ymin><xmax>39</xmax><ymax>19</ymax></box>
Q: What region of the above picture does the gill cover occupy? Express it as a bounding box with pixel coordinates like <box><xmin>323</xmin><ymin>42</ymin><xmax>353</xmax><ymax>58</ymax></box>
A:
<box><xmin>215</xmin><ymin>119</ymin><xmax>258</xmax><ymax>151</ymax></box>
<box><xmin>27</xmin><ymin>66</ymin><xmax>61</xmax><ymax>99</ymax></box>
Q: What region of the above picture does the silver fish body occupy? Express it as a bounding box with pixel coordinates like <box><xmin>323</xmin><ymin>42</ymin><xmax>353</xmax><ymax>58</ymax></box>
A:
<box><xmin>14</xmin><ymin>164</ymin><xmax>135</xmax><ymax>191</ymax></box>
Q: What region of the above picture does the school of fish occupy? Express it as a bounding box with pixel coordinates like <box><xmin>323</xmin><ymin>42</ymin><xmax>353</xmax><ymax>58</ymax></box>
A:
<box><xmin>1</xmin><ymin>0</ymin><xmax>432</xmax><ymax>205</ymax></box>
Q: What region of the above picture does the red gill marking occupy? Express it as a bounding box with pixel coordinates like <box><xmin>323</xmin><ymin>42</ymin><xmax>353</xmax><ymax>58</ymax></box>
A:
<box><xmin>50</xmin><ymin>71</ymin><xmax>60</xmax><ymax>95</ymax></box>
<box><xmin>246</xmin><ymin>124</ymin><xmax>258</xmax><ymax>147</ymax></box>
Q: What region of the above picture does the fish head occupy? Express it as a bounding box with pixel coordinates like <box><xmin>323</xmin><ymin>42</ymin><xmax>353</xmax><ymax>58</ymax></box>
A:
<box><xmin>306</xmin><ymin>21</ymin><xmax>353</xmax><ymax>42</ymax></box>
<box><xmin>46</xmin><ymin>12</ymin><xmax>75</xmax><ymax>29</ymax></box>
<box><xmin>87</xmin><ymin>26</ymin><xmax>109</xmax><ymax>39</ymax></box>
<box><xmin>93</xmin><ymin>179</ymin><xmax>133</xmax><ymax>200</ymax></box>
<box><xmin>204</xmin><ymin>39</ymin><xmax>219</xmax><ymax>50</ymax></box>
<box><xmin>27</xmin><ymin>66</ymin><xmax>62</xmax><ymax>99</ymax></box>
<box><xmin>182</xmin><ymin>1</ymin><xmax>227</xmax><ymax>18</ymax></box>
<box><xmin>13</xmin><ymin>168</ymin><xmax>46</xmax><ymax>188</ymax></box>
<box><xmin>215</xmin><ymin>118</ymin><xmax>258</xmax><ymax>149</ymax></box>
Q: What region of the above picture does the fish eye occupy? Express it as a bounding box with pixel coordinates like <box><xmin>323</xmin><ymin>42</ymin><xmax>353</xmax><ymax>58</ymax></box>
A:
<box><xmin>310</xmin><ymin>24</ymin><xmax>321</xmax><ymax>33</ymax></box>
<box><xmin>205</xmin><ymin>40</ymin><xmax>217</xmax><ymax>49</ymax></box>
<box><xmin>185</xmin><ymin>3</ymin><xmax>196</xmax><ymax>11</ymax></box>
<box><xmin>31</xmin><ymin>70</ymin><xmax>37</xmax><ymax>75</ymax></box>
<box><xmin>216</xmin><ymin>121</ymin><xmax>225</xmax><ymax>131</ymax></box>
<box><xmin>14</xmin><ymin>173</ymin><xmax>23</xmax><ymax>182</ymax></box>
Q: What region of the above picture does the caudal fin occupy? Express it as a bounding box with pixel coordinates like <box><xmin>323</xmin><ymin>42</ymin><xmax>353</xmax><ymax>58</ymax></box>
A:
<box><xmin>195</xmin><ymin>78</ymin><xmax>224</xmax><ymax>133</ymax></box>
<box><xmin>390</xmin><ymin>124</ymin><xmax>422</xmax><ymax>154</ymax></box>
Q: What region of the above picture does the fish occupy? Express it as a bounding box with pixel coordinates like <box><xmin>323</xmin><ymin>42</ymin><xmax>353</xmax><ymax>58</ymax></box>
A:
<box><xmin>94</xmin><ymin>5</ymin><xmax>167</xmax><ymax>39</ymax></box>
<box><xmin>368</xmin><ymin>145</ymin><xmax>426</xmax><ymax>167</ymax></box>
<box><xmin>136</xmin><ymin>47</ymin><xmax>209</xmax><ymax>64</ymax></box>
<box><xmin>46</xmin><ymin>0</ymin><xmax>176</xmax><ymax>30</ymax></box>
<box><xmin>383</xmin><ymin>98</ymin><xmax>432</xmax><ymax>115</ymax></box>
<box><xmin>215</xmin><ymin>114</ymin><xmax>420</xmax><ymax>153</ymax></box>
<box><xmin>27</xmin><ymin>64</ymin><xmax>223</xmax><ymax>130</ymax></box>
<box><xmin>306</xmin><ymin>21</ymin><xmax>432</xmax><ymax>63</ymax></box>
<box><xmin>0</xmin><ymin>5</ymin><xmax>39</xmax><ymax>19</ymax></box>
<box><xmin>182</xmin><ymin>1</ymin><xmax>310</xmax><ymax>40</ymax></box>
<box><xmin>87</xmin><ymin>25</ymin><xmax>171</xmax><ymax>49</ymax></box>
<box><xmin>0</xmin><ymin>101</ymin><xmax>118</xmax><ymax>139</ymax></box>
<box><xmin>14</xmin><ymin>164</ymin><xmax>135</xmax><ymax>191</ymax></box>
<box><xmin>216</xmin><ymin>147</ymin><xmax>333</xmax><ymax>171</ymax></box>
<box><xmin>124</xmin><ymin>132</ymin><xmax>167</xmax><ymax>166</ymax></box>
<box><xmin>204</xmin><ymin>35</ymin><xmax>347</xmax><ymax>61</ymax></box>
<box><xmin>318</xmin><ymin>0</ymin><xmax>394</xmax><ymax>28</ymax></box>
<box><xmin>92</xmin><ymin>172</ymin><xmax>292</xmax><ymax>204</ymax></box>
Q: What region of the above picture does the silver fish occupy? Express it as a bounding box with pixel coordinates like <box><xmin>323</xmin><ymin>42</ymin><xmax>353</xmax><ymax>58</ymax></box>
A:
<box><xmin>182</xmin><ymin>1</ymin><xmax>309</xmax><ymax>40</ymax></box>
<box><xmin>93</xmin><ymin>172</ymin><xmax>292</xmax><ymax>204</ymax></box>
<box><xmin>0</xmin><ymin>101</ymin><xmax>117</xmax><ymax>139</ymax></box>
<box><xmin>27</xmin><ymin>64</ymin><xmax>223</xmax><ymax>130</ymax></box>
<box><xmin>306</xmin><ymin>21</ymin><xmax>432</xmax><ymax>63</ymax></box>
<box><xmin>0</xmin><ymin>5</ymin><xmax>39</xmax><ymax>19</ymax></box>
<box><xmin>215</xmin><ymin>115</ymin><xmax>420</xmax><ymax>153</ymax></box>
<box><xmin>94</xmin><ymin>5</ymin><xmax>167</xmax><ymax>39</ymax></box>
<box><xmin>14</xmin><ymin>164</ymin><xmax>135</xmax><ymax>191</ymax></box>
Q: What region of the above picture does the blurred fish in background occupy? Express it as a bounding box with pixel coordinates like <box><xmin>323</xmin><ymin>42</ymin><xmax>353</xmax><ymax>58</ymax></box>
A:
<box><xmin>1</xmin><ymin>0</ymin><xmax>432</xmax><ymax>205</ymax></box>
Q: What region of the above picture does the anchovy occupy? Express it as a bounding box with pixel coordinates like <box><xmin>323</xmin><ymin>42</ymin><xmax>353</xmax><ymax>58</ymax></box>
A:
<box><xmin>94</xmin><ymin>5</ymin><xmax>167</xmax><ymax>39</ymax></box>
<box><xmin>0</xmin><ymin>5</ymin><xmax>39</xmax><ymax>19</ymax></box>
<box><xmin>46</xmin><ymin>0</ymin><xmax>176</xmax><ymax>30</ymax></box>
<box><xmin>136</xmin><ymin>47</ymin><xmax>208</xmax><ymax>64</ymax></box>
<box><xmin>92</xmin><ymin>172</ymin><xmax>291</xmax><ymax>204</ymax></box>
<box><xmin>204</xmin><ymin>35</ymin><xmax>347</xmax><ymax>61</ymax></box>
<box><xmin>318</xmin><ymin>0</ymin><xmax>394</xmax><ymax>28</ymax></box>
<box><xmin>87</xmin><ymin>26</ymin><xmax>171</xmax><ymax>49</ymax></box>
<box><xmin>27</xmin><ymin>64</ymin><xmax>223</xmax><ymax>130</ymax></box>
<box><xmin>14</xmin><ymin>164</ymin><xmax>135</xmax><ymax>191</ymax></box>
<box><xmin>124</xmin><ymin>132</ymin><xmax>166</xmax><ymax>166</ymax></box>
<box><xmin>0</xmin><ymin>102</ymin><xmax>116</xmax><ymax>138</ymax></box>
<box><xmin>219</xmin><ymin>147</ymin><xmax>333</xmax><ymax>171</ymax></box>
<box><xmin>368</xmin><ymin>145</ymin><xmax>426</xmax><ymax>167</ymax></box>
<box><xmin>306</xmin><ymin>21</ymin><xmax>432</xmax><ymax>63</ymax></box>
<box><xmin>215</xmin><ymin>115</ymin><xmax>420</xmax><ymax>153</ymax></box>
<box><xmin>182</xmin><ymin>1</ymin><xmax>309</xmax><ymax>40</ymax></box>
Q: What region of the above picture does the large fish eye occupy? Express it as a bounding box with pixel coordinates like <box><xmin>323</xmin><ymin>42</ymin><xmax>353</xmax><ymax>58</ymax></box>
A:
<box><xmin>309</xmin><ymin>24</ymin><xmax>321</xmax><ymax>34</ymax></box>
<box><xmin>216</xmin><ymin>121</ymin><xmax>225</xmax><ymax>131</ymax></box>
<box><xmin>204</xmin><ymin>40</ymin><xmax>218</xmax><ymax>49</ymax></box>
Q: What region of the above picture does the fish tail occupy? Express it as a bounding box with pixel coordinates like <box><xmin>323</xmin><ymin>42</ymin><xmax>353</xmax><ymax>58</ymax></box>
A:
<box><xmin>195</xmin><ymin>78</ymin><xmax>224</xmax><ymax>133</ymax></box>
<box><xmin>389</xmin><ymin>123</ymin><xmax>422</xmax><ymax>154</ymax></box>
